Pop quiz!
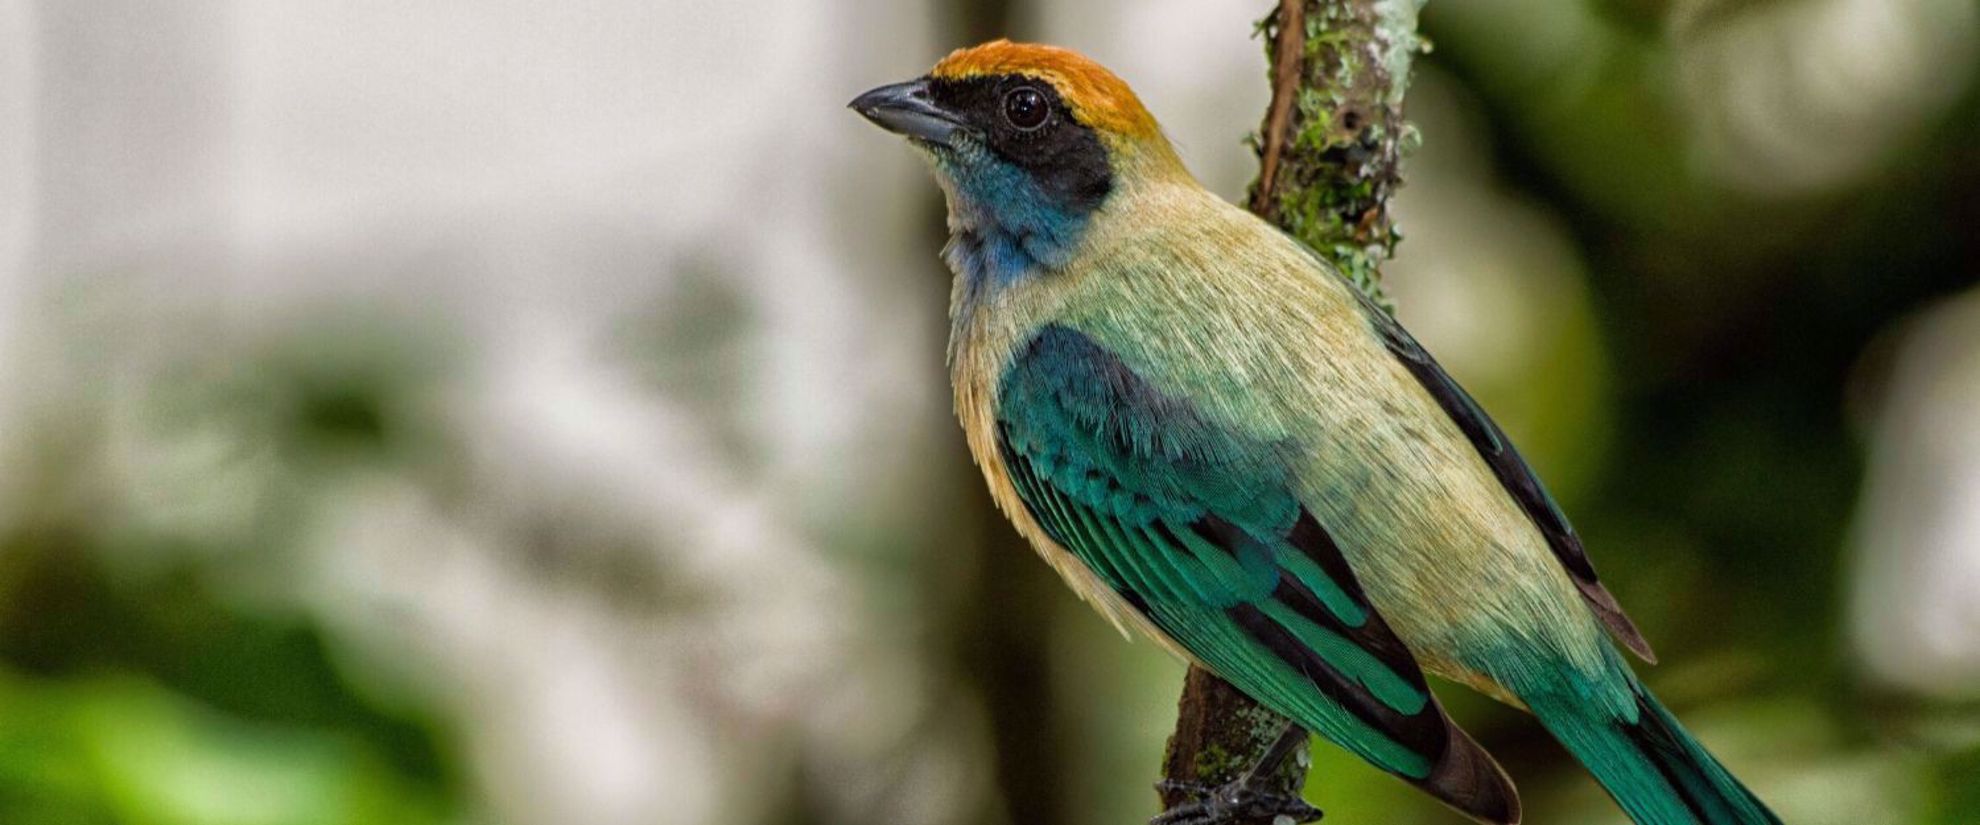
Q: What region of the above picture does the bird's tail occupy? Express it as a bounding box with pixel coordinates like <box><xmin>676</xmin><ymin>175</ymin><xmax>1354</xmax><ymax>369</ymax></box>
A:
<box><xmin>1526</xmin><ymin>676</ymin><xmax>1780</xmax><ymax>825</ymax></box>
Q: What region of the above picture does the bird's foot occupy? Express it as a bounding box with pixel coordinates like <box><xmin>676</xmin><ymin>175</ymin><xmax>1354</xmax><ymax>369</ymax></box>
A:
<box><xmin>1150</xmin><ymin>778</ymin><xmax>1323</xmax><ymax>825</ymax></box>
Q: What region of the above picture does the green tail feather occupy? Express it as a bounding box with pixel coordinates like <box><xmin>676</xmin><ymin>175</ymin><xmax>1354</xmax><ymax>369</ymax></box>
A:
<box><xmin>1530</xmin><ymin>680</ymin><xmax>1780</xmax><ymax>825</ymax></box>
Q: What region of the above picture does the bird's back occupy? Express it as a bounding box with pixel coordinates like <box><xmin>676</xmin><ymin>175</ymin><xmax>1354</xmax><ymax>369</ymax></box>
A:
<box><xmin>955</xmin><ymin>185</ymin><xmax>1614</xmax><ymax>699</ymax></box>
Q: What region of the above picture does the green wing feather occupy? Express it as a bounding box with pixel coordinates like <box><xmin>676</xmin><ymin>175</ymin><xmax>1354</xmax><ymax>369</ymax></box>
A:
<box><xmin>996</xmin><ymin>323</ymin><xmax>1516</xmax><ymax>822</ymax></box>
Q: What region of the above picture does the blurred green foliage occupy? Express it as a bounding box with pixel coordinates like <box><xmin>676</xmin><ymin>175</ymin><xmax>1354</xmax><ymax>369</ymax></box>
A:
<box><xmin>0</xmin><ymin>498</ymin><xmax>463</xmax><ymax>825</ymax></box>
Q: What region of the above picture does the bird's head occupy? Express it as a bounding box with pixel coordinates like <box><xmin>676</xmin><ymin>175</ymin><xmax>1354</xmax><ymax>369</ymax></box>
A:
<box><xmin>850</xmin><ymin>41</ymin><xmax>1187</xmax><ymax>280</ymax></box>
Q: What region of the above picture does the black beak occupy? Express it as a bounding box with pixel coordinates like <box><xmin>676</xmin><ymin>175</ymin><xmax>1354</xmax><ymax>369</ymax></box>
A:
<box><xmin>849</xmin><ymin>79</ymin><xmax>965</xmax><ymax>146</ymax></box>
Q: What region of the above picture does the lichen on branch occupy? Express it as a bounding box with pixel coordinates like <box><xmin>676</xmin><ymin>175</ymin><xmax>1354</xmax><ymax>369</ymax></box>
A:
<box><xmin>1247</xmin><ymin>0</ymin><xmax>1424</xmax><ymax>311</ymax></box>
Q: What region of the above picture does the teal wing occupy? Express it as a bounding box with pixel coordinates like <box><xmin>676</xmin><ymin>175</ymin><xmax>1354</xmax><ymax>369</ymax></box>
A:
<box><xmin>995</xmin><ymin>324</ymin><xmax>1517</xmax><ymax>824</ymax></box>
<box><xmin>1354</xmin><ymin>294</ymin><xmax>1656</xmax><ymax>663</ymax></box>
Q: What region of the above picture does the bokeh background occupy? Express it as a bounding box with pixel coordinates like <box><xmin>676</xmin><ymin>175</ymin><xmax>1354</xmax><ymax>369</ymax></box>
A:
<box><xmin>1</xmin><ymin>1</ymin><xmax>1977</xmax><ymax>823</ymax></box>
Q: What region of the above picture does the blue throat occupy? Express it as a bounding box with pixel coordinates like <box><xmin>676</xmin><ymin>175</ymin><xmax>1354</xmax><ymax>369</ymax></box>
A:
<box><xmin>937</xmin><ymin>152</ymin><xmax>1095</xmax><ymax>299</ymax></box>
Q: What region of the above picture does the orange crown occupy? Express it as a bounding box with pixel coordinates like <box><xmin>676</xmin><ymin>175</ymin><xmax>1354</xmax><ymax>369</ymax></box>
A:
<box><xmin>932</xmin><ymin>40</ymin><xmax>1160</xmax><ymax>139</ymax></box>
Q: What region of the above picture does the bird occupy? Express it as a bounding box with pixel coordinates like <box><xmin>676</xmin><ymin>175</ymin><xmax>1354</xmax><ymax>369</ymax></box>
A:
<box><xmin>850</xmin><ymin>40</ymin><xmax>1781</xmax><ymax>825</ymax></box>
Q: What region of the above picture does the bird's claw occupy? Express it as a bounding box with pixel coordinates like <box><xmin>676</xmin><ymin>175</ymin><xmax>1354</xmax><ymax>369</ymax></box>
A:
<box><xmin>1151</xmin><ymin>778</ymin><xmax>1323</xmax><ymax>825</ymax></box>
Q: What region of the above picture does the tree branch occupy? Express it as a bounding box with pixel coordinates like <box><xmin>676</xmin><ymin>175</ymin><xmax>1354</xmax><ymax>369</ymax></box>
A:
<box><xmin>1251</xmin><ymin>0</ymin><xmax>1309</xmax><ymax>217</ymax></box>
<box><xmin>1157</xmin><ymin>1</ymin><xmax>1424</xmax><ymax>819</ymax></box>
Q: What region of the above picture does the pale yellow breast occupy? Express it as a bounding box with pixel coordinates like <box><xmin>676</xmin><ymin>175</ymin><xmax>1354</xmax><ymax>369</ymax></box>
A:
<box><xmin>947</xmin><ymin>274</ymin><xmax>1198</xmax><ymax>662</ymax></box>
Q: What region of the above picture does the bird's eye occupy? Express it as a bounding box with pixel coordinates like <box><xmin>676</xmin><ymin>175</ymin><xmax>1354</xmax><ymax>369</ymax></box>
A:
<box><xmin>1003</xmin><ymin>87</ymin><xmax>1049</xmax><ymax>131</ymax></box>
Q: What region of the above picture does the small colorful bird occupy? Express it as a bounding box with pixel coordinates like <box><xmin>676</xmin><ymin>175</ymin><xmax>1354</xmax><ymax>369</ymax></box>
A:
<box><xmin>851</xmin><ymin>41</ymin><xmax>1780</xmax><ymax>825</ymax></box>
